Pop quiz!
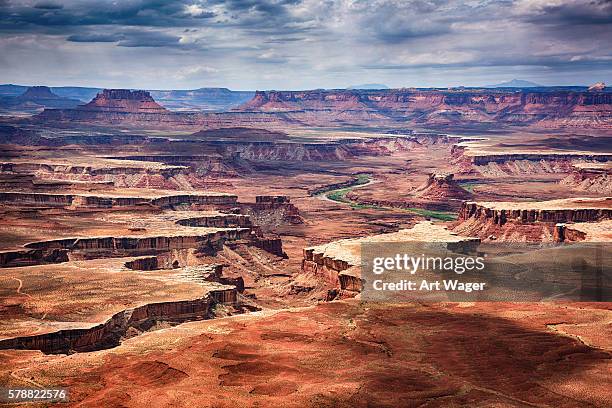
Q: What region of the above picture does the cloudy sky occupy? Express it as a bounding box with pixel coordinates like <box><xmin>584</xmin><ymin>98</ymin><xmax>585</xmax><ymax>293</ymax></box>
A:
<box><xmin>0</xmin><ymin>0</ymin><xmax>610</xmax><ymax>90</ymax></box>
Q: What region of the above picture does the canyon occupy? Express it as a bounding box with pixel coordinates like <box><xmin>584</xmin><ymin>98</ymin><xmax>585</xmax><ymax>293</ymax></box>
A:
<box><xmin>0</xmin><ymin>87</ymin><xmax>610</xmax><ymax>407</ymax></box>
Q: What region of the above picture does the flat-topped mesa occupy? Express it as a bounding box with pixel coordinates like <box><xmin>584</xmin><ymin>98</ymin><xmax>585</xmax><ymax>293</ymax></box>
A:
<box><xmin>19</xmin><ymin>86</ymin><xmax>59</xmax><ymax>100</ymax></box>
<box><xmin>79</xmin><ymin>89</ymin><xmax>169</xmax><ymax>114</ymax></box>
<box><xmin>454</xmin><ymin>197</ymin><xmax>612</xmax><ymax>241</ymax></box>
<box><xmin>414</xmin><ymin>173</ymin><xmax>472</xmax><ymax>201</ymax></box>
<box><xmin>302</xmin><ymin>221</ymin><xmax>479</xmax><ymax>298</ymax></box>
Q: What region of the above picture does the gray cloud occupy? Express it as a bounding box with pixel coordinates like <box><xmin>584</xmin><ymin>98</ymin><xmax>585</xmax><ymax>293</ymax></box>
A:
<box><xmin>67</xmin><ymin>30</ymin><xmax>184</xmax><ymax>48</ymax></box>
<box><xmin>116</xmin><ymin>31</ymin><xmax>182</xmax><ymax>47</ymax></box>
<box><xmin>67</xmin><ymin>33</ymin><xmax>124</xmax><ymax>43</ymax></box>
<box><xmin>33</xmin><ymin>2</ymin><xmax>63</xmax><ymax>10</ymax></box>
<box><xmin>0</xmin><ymin>0</ymin><xmax>610</xmax><ymax>89</ymax></box>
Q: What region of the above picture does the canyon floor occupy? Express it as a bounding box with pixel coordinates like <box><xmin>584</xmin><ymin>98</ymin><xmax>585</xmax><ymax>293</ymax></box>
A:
<box><xmin>0</xmin><ymin>119</ymin><xmax>610</xmax><ymax>407</ymax></box>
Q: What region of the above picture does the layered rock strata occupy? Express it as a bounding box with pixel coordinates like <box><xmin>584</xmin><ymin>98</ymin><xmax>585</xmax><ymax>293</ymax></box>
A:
<box><xmin>0</xmin><ymin>191</ymin><xmax>237</xmax><ymax>208</ymax></box>
<box><xmin>459</xmin><ymin>198</ymin><xmax>612</xmax><ymax>225</ymax></box>
<box><xmin>0</xmin><ymin>227</ymin><xmax>286</xmax><ymax>267</ymax></box>
<box><xmin>455</xmin><ymin>198</ymin><xmax>612</xmax><ymax>241</ymax></box>
<box><xmin>238</xmin><ymin>195</ymin><xmax>303</xmax><ymax>227</ymax></box>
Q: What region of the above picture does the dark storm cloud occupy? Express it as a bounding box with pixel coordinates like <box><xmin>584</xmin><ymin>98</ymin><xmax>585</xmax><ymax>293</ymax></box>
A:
<box><xmin>33</xmin><ymin>1</ymin><xmax>63</xmax><ymax>10</ymax></box>
<box><xmin>0</xmin><ymin>0</ymin><xmax>307</xmax><ymax>31</ymax></box>
<box><xmin>67</xmin><ymin>30</ymin><xmax>183</xmax><ymax>48</ymax></box>
<box><xmin>67</xmin><ymin>33</ymin><xmax>124</xmax><ymax>43</ymax></box>
<box><xmin>116</xmin><ymin>31</ymin><xmax>182</xmax><ymax>47</ymax></box>
<box><xmin>0</xmin><ymin>0</ymin><xmax>216</xmax><ymax>29</ymax></box>
<box><xmin>522</xmin><ymin>0</ymin><xmax>612</xmax><ymax>25</ymax></box>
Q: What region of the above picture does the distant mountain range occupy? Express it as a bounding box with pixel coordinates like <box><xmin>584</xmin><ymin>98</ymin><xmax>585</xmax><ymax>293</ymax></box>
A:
<box><xmin>347</xmin><ymin>83</ymin><xmax>389</xmax><ymax>89</ymax></box>
<box><xmin>0</xmin><ymin>84</ymin><xmax>254</xmax><ymax>112</ymax></box>
<box><xmin>485</xmin><ymin>79</ymin><xmax>543</xmax><ymax>88</ymax></box>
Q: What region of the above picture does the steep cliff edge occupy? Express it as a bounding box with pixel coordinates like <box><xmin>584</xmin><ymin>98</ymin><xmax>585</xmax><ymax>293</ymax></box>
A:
<box><xmin>453</xmin><ymin>198</ymin><xmax>612</xmax><ymax>241</ymax></box>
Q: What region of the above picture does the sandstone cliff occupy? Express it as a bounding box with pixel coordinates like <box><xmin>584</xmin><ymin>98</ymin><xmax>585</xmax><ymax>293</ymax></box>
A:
<box><xmin>454</xmin><ymin>198</ymin><xmax>612</xmax><ymax>241</ymax></box>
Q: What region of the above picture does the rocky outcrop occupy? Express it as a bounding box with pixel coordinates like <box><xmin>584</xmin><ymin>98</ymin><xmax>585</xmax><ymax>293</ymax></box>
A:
<box><xmin>24</xmin><ymin>230</ymin><xmax>252</xmax><ymax>252</ymax></box>
<box><xmin>238</xmin><ymin>195</ymin><xmax>303</xmax><ymax>227</ymax></box>
<box><xmin>414</xmin><ymin>173</ymin><xmax>472</xmax><ymax>200</ymax></box>
<box><xmin>249</xmin><ymin>235</ymin><xmax>287</xmax><ymax>258</ymax></box>
<box><xmin>179</xmin><ymin>264</ymin><xmax>245</xmax><ymax>292</ymax></box>
<box><xmin>149</xmin><ymin>194</ymin><xmax>237</xmax><ymax>208</ymax></box>
<box><xmin>2</xmin><ymin>221</ymin><xmax>286</xmax><ymax>268</ymax></box>
<box><xmin>0</xmin><ymin>287</ymin><xmax>236</xmax><ymax>354</ymax></box>
<box><xmin>0</xmin><ymin>230</ymin><xmax>250</xmax><ymax>268</ymax></box>
<box><xmin>450</xmin><ymin>145</ymin><xmax>612</xmax><ymax>177</ymax></box>
<box><xmin>35</xmin><ymin>104</ymin><xmax>294</xmax><ymax>130</ymax></box>
<box><xmin>588</xmin><ymin>82</ymin><xmax>606</xmax><ymax>92</ymax></box>
<box><xmin>553</xmin><ymin>223</ymin><xmax>588</xmax><ymax>243</ymax></box>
